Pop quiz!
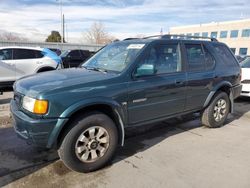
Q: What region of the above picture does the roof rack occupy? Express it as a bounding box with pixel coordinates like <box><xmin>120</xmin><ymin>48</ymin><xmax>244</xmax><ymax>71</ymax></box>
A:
<box><xmin>123</xmin><ymin>38</ymin><xmax>140</xmax><ymax>41</ymax></box>
<box><xmin>123</xmin><ymin>34</ymin><xmax>218</xmax><ymax>42</ymax></box>
<box><xmin>138</xmin><ymin>34</ymin><xmax>217</xmax><ymax>42</ymax></box>
<box><xmin>161</xmin><ymin>34</ymin><xmax>218</xmax><ymax>42</ymax></box>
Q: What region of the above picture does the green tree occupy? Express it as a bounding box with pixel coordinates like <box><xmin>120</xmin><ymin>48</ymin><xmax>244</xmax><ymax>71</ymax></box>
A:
<box><xmin>45</xmin><ymin>31</ymin><xmax>62</xmax><ymax>42</ymax></box>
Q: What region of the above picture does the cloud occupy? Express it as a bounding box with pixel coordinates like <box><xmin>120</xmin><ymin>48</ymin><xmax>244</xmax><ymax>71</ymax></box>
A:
<box><xmin>0</xmin><ymin>0</ymin><xmax>249</xmax><ymax>43</ymax></box>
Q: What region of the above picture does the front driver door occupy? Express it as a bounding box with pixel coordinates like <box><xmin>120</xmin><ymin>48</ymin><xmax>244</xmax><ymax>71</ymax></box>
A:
<box><xmin>127</xmin><ymin>42</ymin><xmax>187</xmax><ymax>125</ymax></box>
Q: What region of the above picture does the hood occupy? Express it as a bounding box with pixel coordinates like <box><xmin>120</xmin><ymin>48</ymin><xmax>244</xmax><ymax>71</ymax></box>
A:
<box><xmin>241</xmin><ymin>68</ymin><xmax>250</xmax><ymax>81</ymax></box>
<box><xmin>15</xmin><ymin>68</ymin><xmax>117</xmax><ymax>97</ymax></box>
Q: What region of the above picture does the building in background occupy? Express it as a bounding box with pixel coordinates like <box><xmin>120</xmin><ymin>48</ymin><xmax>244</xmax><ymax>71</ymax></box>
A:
<box><xmin>169</xmin><ymin>19</ymin><xmax>250</xmax><ymax>56</ymax></box>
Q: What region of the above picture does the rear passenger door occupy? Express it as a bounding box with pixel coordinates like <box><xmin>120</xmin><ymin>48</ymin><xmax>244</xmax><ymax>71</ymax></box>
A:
<box><xmin>184</xmin><ymin>42</ymin><xmax>216</xmax><ymax>111</ymax></box>
<box><xmin>13</xmin><ymin>49</ymin><xmax>44</xmax><ymax>79</ymax></box>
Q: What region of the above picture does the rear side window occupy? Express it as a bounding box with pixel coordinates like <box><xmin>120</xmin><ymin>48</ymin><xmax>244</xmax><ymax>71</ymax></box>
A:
<box><xmin>185</xmin><ymin>44</ymin><xmax>206</xmax><ymax>72</ymax></box>
<box><xmin>80</xmin><ymin>50</ymin><xmax>91</xmax><ymax>58</ymax></box>
<box><xmin>212</xmin><ymin>44</ymin><xmax>238</xmax><ymax>66</ymax></box>
<box><xmin>13</xmin><ymin>49</ymin><xmax>44</xmax><ymax>60</ymax></box>
<box><xmin>0</xmin><ymin>49</ymin><xmax>13</xmax><ymax>60</ymax></box>
<box><xmin>203</xmin><ymin>47</ymin><xmax>215</xmax><ymax>70</ymax></box>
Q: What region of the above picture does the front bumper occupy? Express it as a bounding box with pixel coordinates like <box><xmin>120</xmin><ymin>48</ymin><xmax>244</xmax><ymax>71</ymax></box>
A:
<box><xmin>10</xmin><ymin>99</ymin><xmax>59</xmax><ymax>148</ymax></box>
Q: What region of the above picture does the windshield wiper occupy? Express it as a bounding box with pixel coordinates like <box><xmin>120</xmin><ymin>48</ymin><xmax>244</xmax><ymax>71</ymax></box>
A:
<box><xmin>83</xmin><ymin>66</ymin><xmax>108</xmax><ymax>73</ymax></box>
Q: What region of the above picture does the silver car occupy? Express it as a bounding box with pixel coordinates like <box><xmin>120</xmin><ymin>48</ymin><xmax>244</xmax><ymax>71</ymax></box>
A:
<box><xmin>0</xmin><ymin>46</ymin><xmax>61</xmax><ymax>91</ymax></box>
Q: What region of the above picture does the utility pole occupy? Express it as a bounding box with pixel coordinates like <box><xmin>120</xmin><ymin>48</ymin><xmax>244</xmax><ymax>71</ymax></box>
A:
<box><xmin>63</xmin><ymin>14</ymin><xmax>65</xmax><ymax>43</ymax></box>
<box><xmin>60</xmin><ymin>0</ymin><xmax>63</xmax><ymax>44</ymax></box>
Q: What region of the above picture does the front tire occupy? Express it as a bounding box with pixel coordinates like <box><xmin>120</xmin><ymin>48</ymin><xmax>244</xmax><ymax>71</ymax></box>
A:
<box><xmin>58</xmin><ymin>112</ymin><xmax>118</xmax><ymax>172</ymax></box>
<box><xmin>201</xmin><ymin>92</ymin><xmax>230</xmax><ymax>128</ymax></box>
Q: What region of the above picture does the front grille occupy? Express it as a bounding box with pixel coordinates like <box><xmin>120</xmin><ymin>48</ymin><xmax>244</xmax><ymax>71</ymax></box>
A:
<box><xmin>241</xmin><ymin>80</ymin><xmax>250</xmax><ymax>84</ymax></box>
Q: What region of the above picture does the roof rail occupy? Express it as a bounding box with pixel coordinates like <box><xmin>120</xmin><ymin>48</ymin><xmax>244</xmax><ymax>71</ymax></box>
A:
<box><xmin>123</xmin><ymin>38</ymin><xmax>140</xmax><ymax>41</ymax></box>
<box><xmin>143</xmin><ymin>35</ymin><xmax>163</xmax><ymax>39</ymax></box>
<box><xmin>141</xmin><ymin>34</ymin><xmax>218</xmax><ymax>42</ymax></box>
<box><xmin>162</xmin><ymin>34</ymin><xmax>218</xmax><ymax>42</ymax></box>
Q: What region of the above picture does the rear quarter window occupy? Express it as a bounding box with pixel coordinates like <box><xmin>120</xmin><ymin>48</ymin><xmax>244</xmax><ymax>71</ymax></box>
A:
<box><xmin>211</xmin><ymin>43</ymin><xmax>238</xmax><ymax>67</ymax></box>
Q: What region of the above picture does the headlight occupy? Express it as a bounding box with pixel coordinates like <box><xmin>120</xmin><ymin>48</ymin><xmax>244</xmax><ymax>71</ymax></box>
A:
<box><xmin>22</xmin><ymin>96</ymin><xmax>48</xmax><ymax>115</ymax></box>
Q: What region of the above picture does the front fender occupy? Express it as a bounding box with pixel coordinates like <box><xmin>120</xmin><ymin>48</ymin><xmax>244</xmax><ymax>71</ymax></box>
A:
<box><xmin>47</xmin><ymin>97</ymin><xmax>126</xmax><ymax>148</ymax></box>
<box><xmin>59</xmin><ymin>97</ymin><xmax>124</xmax><ymax>119</ymax></box>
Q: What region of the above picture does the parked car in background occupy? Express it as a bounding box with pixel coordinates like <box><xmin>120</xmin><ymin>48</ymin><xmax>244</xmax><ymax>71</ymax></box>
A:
<box><xmin>48</xmin><ymin>48</ymin><xmax>62</xmax><ymax>56</ymax></box>
<box><xmin>236</xmin><ymin>55</ymin><xmax>250</xmax><ymax>63</ymax></box>
<box><xmin>11</xmin><ymin>35</ymin><xmax>241</xmax><ymax>173</ymax></box>
<box><xmin>60</xmin><ymin>49</ymin><xmax>92</xmax><ymax>68</ymax></box>
<box><xmin>0</xmin><ymin>60</ymin><xmax>16</xmax><ymax>91</ymax></box>
<box><xmin>240</xmin><ymin>57</ymin><xmax>250</xmax><ymax>97</ymax></box>
<box><xmin>0</xmin><ymin>46</ymin><xmax>61</xmax><ymax>91</ymax></box>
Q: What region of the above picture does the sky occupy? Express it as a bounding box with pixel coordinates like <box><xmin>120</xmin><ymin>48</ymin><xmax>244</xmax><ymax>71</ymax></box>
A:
<box><xmin>0</xmin><ymin>0</ymin><xmax>249</xmax><ymax>43</ymax></box>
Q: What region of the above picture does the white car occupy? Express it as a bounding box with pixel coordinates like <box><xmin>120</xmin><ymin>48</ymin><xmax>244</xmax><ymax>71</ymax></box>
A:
<box><xmin>0</xmin><ymin>46</ymin><xmax>61</xmax><ymax>91</ymax></box>
<box><xmin>240</xmin><ymin>57</ymin><xmax>250</xmax><ymax>97</ymax></box>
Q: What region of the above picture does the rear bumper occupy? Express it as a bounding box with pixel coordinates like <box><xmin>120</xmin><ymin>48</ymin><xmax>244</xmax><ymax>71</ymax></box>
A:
<box><xmin>10</xmin><ymin>99</ymin><xmax>60</xmax><ymax>148</ymax></box>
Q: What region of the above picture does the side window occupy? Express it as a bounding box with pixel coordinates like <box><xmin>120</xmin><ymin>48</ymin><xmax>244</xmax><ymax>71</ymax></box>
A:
<box><xmin>185</xmin><ymin>44</ymin><xmax>206</xmax><ymax>72</ymax></box>
<box><xmin>69</xmin><ymin>50</ymin><xmax>81</xmax><ymax>59</ymax></box>
<box><xmin>138</xmin><ymin>43</ymin><xmax>182</xmax><ymax>75</ymax></box>
<box><xmin>13</xmin><ymin>49</ymin><xmax>37</xmax><ymax>60</ymax></box>
<box><xmin>81</xmin><ymin>50</ymin><xmax>91</xmax><ymax>58</ymax></box>
<box><xmin>0</xmin><ymin>49</ymin><xmax>13</xmax><ymax>60</ymax></box>
<box><xmin>212</xmin><ymin>44</ymin><xmax>238</xmax><ymax>66</ymax></box>
<box><xmin>34</xmin><ymin>50</ymin><xmax>44</xmax><ymax>58</ymax></box>
<box><xmin>203</xmin><ymin>47</ymin><xmax>215</xmax><ymax>70</ymax></box>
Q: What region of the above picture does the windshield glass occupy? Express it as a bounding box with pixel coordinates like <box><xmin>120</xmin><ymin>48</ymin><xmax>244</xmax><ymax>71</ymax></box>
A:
<box><xmin>82</xmin><ymin>42</ymin><xmax>145</xmax><ymax>73</ymax></box>
<box><xmin>241</xmin><ymin>57</ymin><xmax>250</xmax><ymax>68</ymax></box>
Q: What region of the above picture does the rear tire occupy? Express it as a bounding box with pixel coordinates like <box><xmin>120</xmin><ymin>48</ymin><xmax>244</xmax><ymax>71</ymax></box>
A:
<box><xmin>58</xmin><ymin>112</ymin><xmax>118</xmax><ymax>172</ymax></box>
<box><xmin>201</xmin><ymin>92</ymin><xmax>230</xmax><ymax>128</ymax></box>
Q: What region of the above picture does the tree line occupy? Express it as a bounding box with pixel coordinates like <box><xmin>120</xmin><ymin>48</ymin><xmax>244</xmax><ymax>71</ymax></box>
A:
<box><xmin>46</xmin><ymin>22</ymin><xmax>116</xmax><ymax>44</ymax></box>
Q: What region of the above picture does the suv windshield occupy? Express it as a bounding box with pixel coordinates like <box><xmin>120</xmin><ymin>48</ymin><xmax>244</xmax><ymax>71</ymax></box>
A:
<box><xmin>82</xmin><ymin>42</ymin><xmax>145</xmax><ymax>73</ymax></box>
<box><xmin>241</xmin><ymin>57</ymin><xmax>250</xmax><ymax>68</ymax></box>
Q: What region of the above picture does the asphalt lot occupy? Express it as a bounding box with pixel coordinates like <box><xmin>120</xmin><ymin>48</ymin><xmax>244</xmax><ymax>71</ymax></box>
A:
<box><xmin>0</xmin><ymin>92</ymin><xmax>250</xmax><ymax>188</ymax></box>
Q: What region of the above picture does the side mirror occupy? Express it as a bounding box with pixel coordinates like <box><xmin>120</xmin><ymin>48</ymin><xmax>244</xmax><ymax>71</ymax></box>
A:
<box><xmin>135</xmin><ymin>64</ymin><xmax>155</xmax><ymax>77</ymax></box>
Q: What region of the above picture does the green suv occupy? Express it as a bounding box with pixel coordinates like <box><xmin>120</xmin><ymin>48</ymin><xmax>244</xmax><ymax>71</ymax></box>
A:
<box><xmin>11</xmin><ymin>35</ymin><xmax>242</xmax><ymax>172</ymax></box>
